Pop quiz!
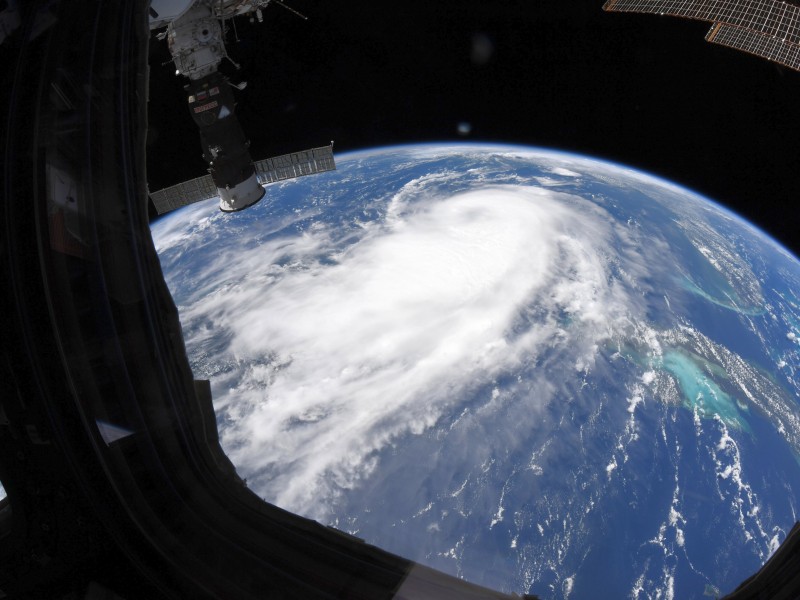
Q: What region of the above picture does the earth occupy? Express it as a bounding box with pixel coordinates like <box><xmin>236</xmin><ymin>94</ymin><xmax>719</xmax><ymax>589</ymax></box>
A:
<box><xmin>150</xmin><ymin>144</ymin><xmax>800</xmax><ymax>599</ymax></box>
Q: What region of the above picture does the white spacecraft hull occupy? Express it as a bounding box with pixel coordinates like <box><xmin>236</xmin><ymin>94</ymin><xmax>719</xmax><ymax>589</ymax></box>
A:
<box><xmin>218</xmin><ymin>173</ymin><xmax>265</xmax><ymax>212</ymax></box>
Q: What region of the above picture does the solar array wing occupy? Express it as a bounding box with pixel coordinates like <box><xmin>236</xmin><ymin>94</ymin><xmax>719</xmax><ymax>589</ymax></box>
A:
<box><xmin>149</xmin><ymin>144</ymin><xmax>337</xmax><ymax>216</ymax></box>
<box><xmin>254</xmin><ymin>144</ymin><xmax>336</xmax><ymax>185</ymax></box>
<box><xmin>602</xmin><ymin>0</ymin><xmax>800</xmax><ymax>45</ymax></box>
<box><xmin>706</xmin><ymin>22</ymin><xmax>800</xmax><ymax>71</ymax></box>
<box><xmin>150</xmin><ymin>174</ymin><xmax>217</xmax><ymax>216</ymax></box>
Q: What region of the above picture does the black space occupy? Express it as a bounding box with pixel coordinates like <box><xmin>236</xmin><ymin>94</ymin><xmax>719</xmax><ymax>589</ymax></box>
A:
<box><xmin>146</xmin><ymin>1</ymin><xmax>800</xmax><ymax>255</ymax></box>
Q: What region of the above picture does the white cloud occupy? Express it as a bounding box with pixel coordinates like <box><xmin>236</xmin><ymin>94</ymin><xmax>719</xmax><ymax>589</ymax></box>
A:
<box><xmin>169</xmin><ymin>184</ymin><xmax>641</xmax><ymax>518</ymax></box>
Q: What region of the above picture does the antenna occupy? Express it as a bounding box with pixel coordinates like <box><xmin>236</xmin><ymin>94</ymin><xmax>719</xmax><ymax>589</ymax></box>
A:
<box><xmin>274</xmin><ymin>0</ymin><xmax>308</xmax><ymax>21</ymax></box>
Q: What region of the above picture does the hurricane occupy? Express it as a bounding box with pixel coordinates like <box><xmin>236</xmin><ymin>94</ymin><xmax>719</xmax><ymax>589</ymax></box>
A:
<box><xmin>152</xmin><ymin>144</ymin><xmax>800</xmax><ymax>599</ymax></box>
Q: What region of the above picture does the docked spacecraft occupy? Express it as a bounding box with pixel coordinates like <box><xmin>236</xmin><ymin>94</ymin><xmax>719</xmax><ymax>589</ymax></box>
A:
<box><xmin>149</xmin><ymin>0</ymin><xmax>335</xmax><ymax>214</ymax></box>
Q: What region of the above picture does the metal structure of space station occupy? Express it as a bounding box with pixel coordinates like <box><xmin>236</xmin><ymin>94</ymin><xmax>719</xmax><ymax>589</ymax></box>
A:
<box><xmin>603</xmin><ymin>0</ymin><xmax>800</xmax><ymax>71</ymax></box>
<box><xmin>150</xmin><ymin>144</ymin><xmax>337</xmax><ymax>215</ymax></box>
<box><xmin>149</xmin><ymin>0</ymin><xmax>336</xmax><ymax>214</ymax></box>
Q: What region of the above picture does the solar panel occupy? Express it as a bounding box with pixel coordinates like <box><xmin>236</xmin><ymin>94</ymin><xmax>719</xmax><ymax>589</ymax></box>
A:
<box><xmin>602</xmin><ymin>0</ymin><xmax>800</xmax><ymax>46</ymax></box>
<box><xmin>253</xmin><ymin>144</ymin><xmax>336</xmax><ymax>185</ymax></box>
<box><xmin>150</xmin><ymin>144</ymin><xmax>337</xmax><ymax>216</ymax></box>
<box><xmin>150</xmin><ymin>174</ymin><xmax>217</xmax><ymax>215</ymax></box>
<box><xmin>706</xmin><ymin>22</ymin><xmax>800</xmax><ymax>71</ymax></box>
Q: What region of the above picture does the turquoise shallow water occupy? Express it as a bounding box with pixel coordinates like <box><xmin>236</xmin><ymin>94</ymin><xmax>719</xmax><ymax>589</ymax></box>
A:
<box><xmin>678</xmin><ymin>275</ymin><xmax>764</xmax><ymax>316</ymax></box>
<box><xmin>660</xmin><ymin>349</ymin><xmax>750</xmax><ymax>431</ymax></box>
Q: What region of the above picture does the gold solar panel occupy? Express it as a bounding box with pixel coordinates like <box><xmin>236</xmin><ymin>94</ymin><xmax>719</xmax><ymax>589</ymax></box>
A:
<box><xmin>603</xmin><ymin>0</ymin><xmax>800</xmax><ymax>68</ymax></box>
<box><xmin>706</xmin><ymin>22</ymin><xmax>800</xmax><ymax>71</ymax></box>
<box><xmin>603</xmin><ymin>0</ymin><xmax>800</xmax><ymax>44</ymax></box>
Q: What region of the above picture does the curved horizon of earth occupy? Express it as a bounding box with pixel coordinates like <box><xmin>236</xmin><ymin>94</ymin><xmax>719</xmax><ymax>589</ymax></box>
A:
<box><xmin>151</xmin><ymin>143</ymin><xmax>800</xmax><ymax>599</ymax></box>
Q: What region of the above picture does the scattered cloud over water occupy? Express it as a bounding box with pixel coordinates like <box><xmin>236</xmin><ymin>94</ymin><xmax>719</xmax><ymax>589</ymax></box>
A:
<box><xmin>167</xmin><ymin>182</ymin><xmax>643</xmax><ymax>517</ymax></box>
